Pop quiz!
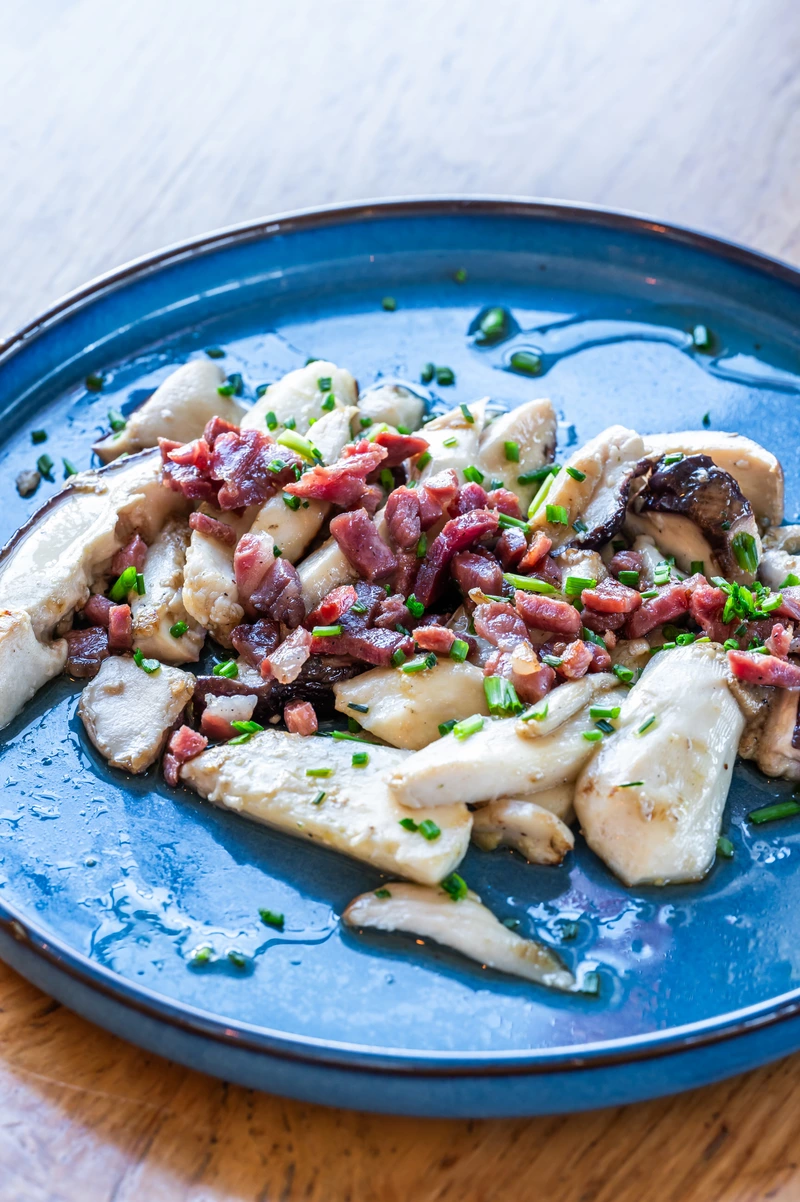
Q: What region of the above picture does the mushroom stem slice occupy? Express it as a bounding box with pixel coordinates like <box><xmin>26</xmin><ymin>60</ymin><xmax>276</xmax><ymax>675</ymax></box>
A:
<box><xmin>475</xmin><ymin>397</ymin><xmax>557</xmax><ymax>506</ymax></box>
<box><xmin>515</xmin><ymin>673</ymin><xmax>619</xmax><ymax>739</ymax></box>
<box><xmin>471</xmin><ymin>798</ymin><xmax>575</xmax><ymax>864</ymax></box>
<box><xmin>751</xmin><ymin>687</ymin><xmax>800</xmax><ymax>781</ymax></box>
<box><xmin>759</xmin><ymin>524</ymin><xmax>800</xmax><ymax>591</ymax></box>
<box><xmin>131</xmin><ymin>519</ymin><xmax>205</xmax><ymax>663</ymax></box>
<box><xmin>240</xmin><ymin>361</ymin><xmax>357</xmax><ymax>435</ymax></box>
<box><xmin>343</xmin><ymin>883</ymin><xmax>575</xmax><ymax>991</ymax></box>
<box><xmin>0</xmin><ymin>609</ymin><xmax>67</xmax><ymax>731</ymax></box>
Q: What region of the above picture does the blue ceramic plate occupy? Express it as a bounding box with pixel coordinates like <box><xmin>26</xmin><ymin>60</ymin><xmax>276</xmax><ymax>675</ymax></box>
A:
<box><xmin>3</xmin><ymin>199</ymin><xmax>800</xmax><ymax>1118</ymax></box>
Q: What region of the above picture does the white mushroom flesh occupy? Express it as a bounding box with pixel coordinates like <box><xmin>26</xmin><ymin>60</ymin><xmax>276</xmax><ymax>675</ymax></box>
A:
<box><xmin>475</xmin><ymin>398</ymin><xmax>557</xmax><ymax>506</ymax></box>
<box><xmin>131</xmin><ymin>519</ymin><xmax>205</xmax><ymax>663</ymax></box>
<box><xmin>750</xmin><ymin>687</ymin><xmax>800</xmax><ymax>781</ymax></box>
<box><xmin>357</xmin><ymin>384</ymin><xmax>425</xmax><ymax>432</ymax></box>
<box><xmin>182</xmin><ymin>507</ymin><xmax>252</xmax><ymax>646</ymax></box>
<box><xmin>471</xmin><ymin>798</ymin><xmax>575</xmax><ymax>864</ymax></box>
<box><xmin>240</xmin><ymin>361</ymin><xmax>357</xmax><ymax>435</ymax></box>
<box><xmin>297</xmin><ymin>536</ymin><xmax>359</xmax><ymax>611</ymax></box>
<box><xmin>411</xmin><ymin>399</ymin><xmax>489</xmax><ymax>483</ymax></box>
<box><xmin>758</xmin><ymin>525</ymin><xmax>800</xmax><ymax>591</ymax></box>
<box><xmin>0</xmin><ymin>609</ymin><xmax>67</xmax><ymax>730</ymax></box>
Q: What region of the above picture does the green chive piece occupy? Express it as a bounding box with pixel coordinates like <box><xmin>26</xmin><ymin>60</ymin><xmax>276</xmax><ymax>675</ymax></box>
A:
<box><xmin>663</xmin><ymin>453</ymin><xmax>684</xmax><ymax>466</ymax></box>
<box><xmin>416</xmin><ymin>533</ymin><xmax>428</xmax><ymax>558</ymax></box>
<box><xmin>352</xmin><ymin>751</ymin><xmax>369</xmax><ymax>767</ymax></box>
<box><xmin>565</xmin><ymin>575</ymin><xmax>597</xmax><ymax>597</ymax></box>
<box><xmin>504</xmin><ymin>440</ymin><xmax>520</xmax><ymax>463</ymax></box>
<box><xmin>702</xmin><ymin>411</ymin><xmax>711</xmax><ymax>428</ymax></box>
<box><xmin>449</xmin><ymin>638</ymin><xmax>469</xmax><ymax>663</ymax></box>
<box><xmin>545</xmin><ymin>503</ymin><xmax>569</xmax><ymax>525</ymax></box>
<box><xmin>453</xmin><ymin>267</ymin><xmax>468</xmax><ymax>283</ymax></box>
<box><xmin>109</xmin><ymin>565</ymin><xmax>137</xmax><ymax>601</ymax></box>
<box><xmin>399</xmin><ymin>817</ymin><xmax>419</xmax><ymax>832</ymax></box>
<box><xmin>396</xmin><ymin>425</ymin><xmax>411</xmax><ymax>435</ymax></box>
<box><xmin>135</xmin><ymin>572</ymin><xmax>146</xmax><ymax>595</ymax></box>
<box><xmin>438</xmin><ymin>719</ymin><xmax>458</xmax><ymax>737</ymax></box>
<box><xmin>391</xmin><ymin>648</ymin><xmax>407</xmax><ymax>667</ymax></box>
<box><xmin>716</xmin><ymin>836</ymin><xmax>734</xmax><ymax>859</ymax></box>
<box><xmin>453</xmin><ymin>714</ymin><xmax>484</xmax><ymax>740</ymax></box>
<box><xmin>732</xmin><ymin>531</ymin><xmax>759</xmax><ymax>574</ymax></box>
<box><xmin>382</xmin><ymin>296</ymin><xmax>397</xmax><ymax>311</ymax></box>
<box><xmin>227</xmin><ymin>949</ymin><xmax>247</xmax><ymax>969</ymax></box>
<box><xmin>231</xmin><ymin>720</ymin><xmax>264</xmax><ymax>735</ymax></box>
<box><xmin>348</xmin><ymin>703</ymin><xmax>369</xmax><ymax>714</ymax></box>
<box><xmin>440</xmin><ymin>872</ymin><xmax>468</xmax><ymax>901</ymax></box>
<box><xmin>259</xmin><ymin>908</ymin><xmax>285</xmax><ymax>929</ymax></box>
<box><xmin>169</xmin><ymin>620</ymin><xmax>188</xmax><ymax>638</ymax></box>
<box><xmin>692</xmin><ymin>324</ymin><xmax>713</xmax><ymax>351</ymax></box>
<box><xmin>108</xmin><ymin>408</ymin><xmax>126</xmax><ymax>432</ymax></box>
<box><xmin>421</xmin><ymin>362</ymin><xmax>435</xmax><ymax>383</ymax></box>
<box><xmin>509</xmin><ymin>350</ymin><xmax>542</xmax><ymax>376</ymax></box>
<box><xmin>637</xmin><ymin>713</ymin><xmax>657</xmax><ymax>735</ymax></box>
<box><xmin>582</xmin><ymin>730</ymin><xmax>603</xmax><ymax>742</ymax></box>
<box><xmin>31</xmin><ymin>429</ymin><xmax>47</xmax><ymax>444</ymax></box>
<box><xmin>748</xmin><ymin>800</ymin><xmax>800</xmax><ymax>825</ymax></box>
<box><xmin>619</xmin><ymin>781</ymin><xmax>644</xmax><ymax>788</ymax></box>
<box><xmin>312</xmin><ymin>791</ymin><xmax>326</xmax><ymax>805</ymax></box>
<box><xmin>320</xmin><ymin>393</ymin><xmax>336</xmax><ymax>412</ymax></box>
<box><xmin>675</xmin><ymin>632</ymin><xmax>695</xmax><ymax>646</ymax></box>
<box><xmin>85</xmin><ymin>372</ymin><xmax>104</xmax><ymax>392</ymax></box>
<box><xmin>400</xmin><ymin>654</ymin><xmax>437</xmax><ymax>674</ymax></box>
<box><xmin>350</xmin><ymin>603</ymin><xmax>368</xmax><ymax>618</ymax></box>
<box><xmin>780</xmin><ymin>573</ymin><xmax>800</xmax><ymax>589</ymax></box>
<box><xmin>594</xmin><ymin>718</ymin><xmax>615</xmax><ymax>735</ymax></box>
<box><xmin>190</xmin><ymin>945</ymin><xmax>213</xmax><ymax>965</ymax></box>
<box><xmin>497</xmin><ymin>513</ymin><xmax>530</xmax><ymax>533</ymax></box>
<box><xmin>375</xmin><ymin>886</ymin><xmax>392</xmax><ymax>898</ymax></box>
<box><xmin>407</xmin><ymin>594</ymin><xmax>425</xmax><ymax>618</ymax></box>
<box><xmin>36</xmin><ymin>453</ymin><xmax>54</xmax><ymax>480</ymax></box>
<box><xmin>62</xmin><ymin>458</ymin><xmax>78</xmax><ymax>478</ymax></box>
<box><xmin>133</xmin><ymin>648</ymin><xmax>160</xmax><ymax>674</ymax></box>
<box><xmin>306</xmin><ymin>767</ymin><xmax>333</xmax><ymax>778</ymax></box>
<box><xmin>617</xmin><ymin>570</ymin><xmax>640</xmax><ymax>587</ymax></box>
<box><xmin>265</xmin><ymin>410</ymin><xmax>278</xmax><ymax>431</ymax></box>
<box><xmin>590</xmin><ymin>704</ymin><xmax>621</xmax><ymax>721</ymax></box>
<box><xmin>518</xmin><ymin>464</ymin><xmax>560</xmax><ymax>485</ymax></box>
<box><xmin>205</xmin><ymin>347</ymin><xmax>225</xmax><ymax>358</ymax></box>
<box><xmin>442</xmin><ymin>435</ymin><xmax>459</xmax><ymax>448</ymax></box>
<box><xmin>476</xmin><ymin>306</ymin><xmax>510</xmax><ymax>345</ymax></box>
<box><xmin>463</xmin><ymin>464</ymin><xmax>485</xmax><ymax>485</ymax></box>
<box><xmin>459</xmin><ymin>403</ymin><xmax>474</xmax><ymax>423</ymax></box>
<box><xmin>527</xmin><ymin>471</ymin><xmax>555</xmax><ymax>516</ymax></box>
<box><xmin>612</xmin><ymin>664</ymin><xmax>634</xmax><ymax>683</ymax></box>
<box><xmin>484</xmin><ymin>675</ymin><xmax>523</xmax><ymax>717</ymax></box>
<box><xmin>212</xmin><ymin>659</ymin><xmax>238</xmax><ymax>679</ymax></box>
<box><xmin>436</xmin><ymin>366</ymin><xmax>455</xmax><ymax>386</ymax></box>
<box><xmin>415</xmin><ymin>450</ymin><xmax>432</xmax><ymax>471</ymax></box>
<box><xmin>503</xmin><ymin>573</ymin><xmax>557</xmax><ymax>595</ymax></box>
<box><xmin>283</xmin><ymin>492</ymin><xmax>301</xmax><ymax>511</ymax></box>
<box><xmin>573</xmin><ymin>518</ymin><xmax>588</xmax><ymax>534</ymax></box>
<box><xmin>312</xmin><ymin>624</ymin><xmax>343</xmax><ymax>638</ymax></box>
<box><xmin>521</xmin><ymin>701</ymin><xmax>548</xmax><ymax>722</ymax></box>
<box><xmin>565</xmin><ymin>466</ymin><xmax>586</xmax><ymax>482</ymax></box>
<box><xmin>254</xmin><ymin>384</ymin><xmax>269</xmax><ymax>398</ymax></box>
<box><xmin>640</xmin><ymin>589</ymin><xmax>659</xmax><ymax>599</ymax></box>
<box><xmin>277</xmin><ymin>429</ymin><xmax>319</xmax><ymax>461</ymax></box>
<box><xmin>419</xmin><ymin>819</ymin><xmax>441</xmax><ymax>841</ymax></box>
<box><xmin>317</xmin><ymin>376</ymin><xmax>332</xmax><ymax>392</ymax></box>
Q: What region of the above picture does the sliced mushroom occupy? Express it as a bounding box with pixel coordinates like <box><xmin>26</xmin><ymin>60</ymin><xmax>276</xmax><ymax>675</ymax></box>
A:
<box><xmin>389</xmin><ymin>680</ymin><xmax>626</xmax><ymax>809</ymax></box>
<box><xmin>343</xmin><ymin>883</ymin><xmax>575</xmax><ymax>991</ymax></box>
<box><xmin>305</xmin><ymin>404</ymin><xmax>359</xmax><ymax>463</ymax></box>
<box><xmin>240</xmin><ymin>361</ymin><xmax>357</xmax><ymax>435</ymax></box>
<box><xmin>528</xmin><ymin>425</ymin><xmax>645</xmax><ymax>549</ymax></box>
<box><xmin>471</xmin><ymin>798</ymin><xmax>575</xmax><ymax>864</ymax></box>
<box><xmin>747</xmin><ymin>687</ymin><xmax>800</xmax><ymax>780</ymax></box>
<box><xmin>79</xmin><ymin>655</ymin><xmax>195</xmax><ymax>773</ymax></box>
<box><xmin>553</xmin><ymin>546</ymin><xmax>607</xmax><ymax>585</ymax></box>
<box><xmin>411</xmin><ymin>399</ymin><xmax>489</xmax><ymax>483</ymax></box>
<box><xmin>758</xmin><ymin>525</ymin><xmax>800</xmax><ymax>591</ymax></box>
<box><xmin>641</xmin><ymin>431</ymin><xmax>783</xmax><ymax>528</ymax></box>
<box><xmin>333</xmin><ymin>659</ymin><xmax>490</xmax><ymax>750</ymax></box>
<box><xmin>630</xmin><ymin>454</ymin><xmax>761</xmax><ymax>583</ymax></box>
<box><xmin>357</xmin><ymin>384</ymin><xmax>425</xmax><ymax>432</ymax></box>
<box><xmin>93</xmin><ymin>360</ymin><xmax>245</xmax><ymax>462</ymax></box>
<box><xmin>0</xmin><ymin>608</ymin><xmax>67</xmax><ymax>731</ymax></box>
<box><xmin>574</xmin><ymin>642</ymin><xmax>745</xmax><ymax>886</ymax></box>
<box><xmin>297</xmin><ymin>536</ymin><xmax>359</xmax><ymax>612</ymax></box>
<box><xmin>515</xmin><ymin>673</ymin><xmax>620</xmax><ymax>739</ymax></box>
<box><xmin>475</xmin><ymin>398</ymin><xmax>557</xmax><ymax>506</ymax></box>
<box><xmin>182</xmin><ymin>507</ymin><xmax>251</xmax><ymax>647</ymax></box>
<box><xmin>130</xmin><ymin>519</ymin><xmax>205</xmax><ymax>663</ymax></box>
<box><xmin>180</xmin><ymin>729</ymin><xmax>471</xmax><ymax>885</ymax></box>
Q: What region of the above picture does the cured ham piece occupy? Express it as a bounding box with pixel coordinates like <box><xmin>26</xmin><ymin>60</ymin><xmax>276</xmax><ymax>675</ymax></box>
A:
<box><xmin>284</xmin><ymin>442</ymin><xmax>388</xmax><ymax>509</ymax></box>
<box><xmin>189</xmin><ymin>511</ymin><xmax>237</xmax><ymax>545</ymax></box>
<box><xmin>625</xmin><ymin>582</ymin><xmax>690</xmax><ymax>639</ymax></box>
<box><xmin>414</xmin><ymin>509</ymin><xmax>500</xmax><ymax>607</ymax></box>
<box><xmin>514</xmin><ymin>591</ymin><xmax>582</xmax><ymax>638</ymax></box>
<box><xmin>329</xmin><ymin>509</ymin><xmax>397</xmax><ymax>581</ymax></box>
<box><xmin>283</xmin><ymin>699</ymin><xmax>318</xmax><ymax>735</ymax></box>
<box><xmin>727</xmin><ymin>650</ymin><xmax>800</xmax><ymax>688</ymax></box>
<box><xmin>110</xmin><ymin>534</ymin><xmax>147</xmax><ymax>576</ymax></box>
<box><xmin>581</xmin><ymin>578</ymin><xmax>641</xmax><ymax>615</ymax></box>
<box><xmin>65</xmin><ymin>627</ymin><xmax>109</xmax><ymax>677</ymax></box>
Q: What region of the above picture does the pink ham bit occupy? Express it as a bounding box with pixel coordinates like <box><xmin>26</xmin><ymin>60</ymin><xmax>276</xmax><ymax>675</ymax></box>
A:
<box><xmin>451</xmin><ymin>550</ymin><xmax>503</xmax><ymax>598</ymax></box>
<box><xmin>107</xmin><ymin>604</ymin><xmax>133</xmax><ymax>653</ymax></box>
<box><xmin>230</xmin><ymin>618</ymin><xmax>281</xmax><ymax>668</ymax></box>
<box><xmin>309</xmin><ymin>627</ymin><xmax>414</xmax><ymax>666</ymax></box>
<box><xmin>330</xmin><ymin>509</ymin><xmax>397</xmax><ymax>581</ymax></box>
<box><xmin>385</xmin><ymin>488</ymin><xmax>421</xmax><ymax>551</ymax></box>
<box><xmin>558</xmin><ymin>639</ymin><xmax>593</xmax><ymax>679</ymax></box>
<box><xmin>449</xmin><ymin>483</ymin><xmax>489</xmax><ymax>517</ymax></box>
<box><xmin>688</xmin><ymin>579</ymin><xmax>732</xmax><ymax>644</ymax></box>
<box><xmin>766</xmin><ymin>623</ymin><xmax>793</xmax><ymax>659</ymax></box>
<box><xmin>306</xmin><ymin>585</ymin><xmax>358</xmax><ymax>628</ymax></box>
<box><xmin>82</xmin><ymin>594</ymin><xmax>114</xmax><ymax>628</ymax></box>
<box><xmin>372</xmin><ymin>594</ymin><xmax>413</xmax><ymax>630</ymax></box>
<box><xmin>515</xmin><ymin>591</ymin><xmax>582</xmax><ymax>638</ymax></box>
<box><xmin>777</xmin><ymin>587</ymin><xmax>800</xmax><ymax>623</ymax></box>
<box><xmin>486</xmin><ymin>488</ymin><xmax>522</xmax><ymax>519</ymax></box>
<box><xmin>581</xmin><ymin>608</ymin><xmax>627</xmax><ymax>634</ymax></box>
<box><xmin>581</xmin><ymin>578</ymin><xmax>642</xmax><ymax>615</ymax></box>
<box><xmin>284</xmin><ymin>700</ymin><xmax>319</xmax><ymax>736</ymax></box>
<box><xmin>189</xmin><ymin>511</ymin><xmax>237</xmax><ymax>545</ymax></box>
<box><xmin>496</xmin><ymin>526</ymin><xmax>528</xmax><ymax>570</ymax></box>
<box><xmin>373</xmin><ymin>430</ymin><xmax>429</xmax><ymax>467</ymax></box>
<box><xmin>360</xmin><ymin>484</ymin><xmax>384</xmax><ymax>516</ymax></box>
<box><xmin>413</xmin><ymin>625</ymin><xmax>456</xmax><ymax>654</ymax></box>
<box><xmin>212</xmin><ymin>429</ymin><xmax>299</xmax><ymax>509</ymax></box>
<box><xmin>234</xmin><ymin>531</ymin><xmax>277</xmax><ymax>604</ymax></box>
<box><xmin>110</xmin><ymin>534</ymin><xmax>147</xmax><ymax>577</ymax></box>
<box><xmin>161</xmin><ymin>436</ymin><xmax>219</xmax><ymax>504</ymax></box>
<box><xmin>250</xmin><ymin>558</ymin><xmax>305</xmax><ymax>628</ymax></box>
<box><xmin>392</xmin><ymin>551</ymin><xmax>420</xmax><ymax>598</ymax></box>
<box><xmin>163</xmin><ymin>724</ymin><xmax>209</xmax><ymax>787</ymax></box>
<box><xmin>264</xmin><ymin>627</ymin><xmax>313</xmax><ymax>683</ymax></box>
<box><xmin>64</xmin><ymin>627</ymin><xmax>109</xmax><ymax>678</ymax></box>
<box><xmin>727</xmin><ymin>650</ymin><xmax>800</xmax><ymax>688</ymax></box>
<box><xmin>414</xmin><ymin>508</ymin><xmax>500</xmax><ymax>607</ymax></box>
<box><xmin>517</xmin><ymin>531</ymin><xmax>552</xmax><ymax>573</ymax></box>
<box><xmin>533</xmin><ymin>555</ymin><xmax>563</xmax><ymax>590</ymax></box>
<box><xmin>587</xmin><ymin>641</ymin><xmax>612</xmax><ymax>672</ymax></box>
<box><xmin>484</xmin><ymin>647</ymin><xmax>556</xmax><ymax>704</ymax></box>
<box><xmin>418</xmin><ymin>469</ymin><xmax>459</xmax><ymax>527</ymax></box>
<box><xmin>203</xmin><ymin>415</ymin><xmax>239</xmax><ymax>447</ymax></box>
<box><xmin>473</xmin><ymin>602</ymin><xmax>529</xmax><ymax>648</ymax></box>
<box><xmin>625</xmin><ymin>583</ymin><xmax>690</xmax><ymax>639</ymax></box>
<box><xmin>607</xmin><ymin>550</ymin><xmax>645</xmax><ymax>578</ymax></box>
<box><xmin>284</xmin><ymin>442</ymin><xmax>388</xmax><ymax>509</ymax></box>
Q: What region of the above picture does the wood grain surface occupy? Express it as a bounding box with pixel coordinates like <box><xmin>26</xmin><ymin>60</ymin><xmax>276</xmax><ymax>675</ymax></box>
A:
<box><xmin>3</xmin><ymin>1</ymin><xmax>800</xmax><ymax>1198</ymax></box>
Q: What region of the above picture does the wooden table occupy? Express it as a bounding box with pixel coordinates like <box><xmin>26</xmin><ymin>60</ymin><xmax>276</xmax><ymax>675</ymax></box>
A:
<box><xmin>3</xmin><ymin>1</ymin><xmax>800</xmax><ymax>1197</ymax></box>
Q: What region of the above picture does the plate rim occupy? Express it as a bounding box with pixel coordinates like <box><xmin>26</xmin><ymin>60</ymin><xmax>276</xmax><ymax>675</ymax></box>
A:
<box><xmin>4</xmin><ymin>194</ymin><xmax>800</xmax><ymax>1079</ymax></box>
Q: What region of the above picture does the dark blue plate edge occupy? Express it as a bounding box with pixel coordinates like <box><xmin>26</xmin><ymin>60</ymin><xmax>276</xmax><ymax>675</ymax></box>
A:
<box><xmin>2</xmin><ymin>195</ymin><xmax>800</xmax><ymax>1083</ymax></box>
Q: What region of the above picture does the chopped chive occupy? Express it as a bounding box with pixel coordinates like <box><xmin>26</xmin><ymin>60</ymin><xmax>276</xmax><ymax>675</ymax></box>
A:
<box><xmin>594</xmin><ymin>718</ymin><xmax>615</xmax><ymax>735</ymax></box>
<box><xmin>107</xmin><ymin>408</ymin><xmax>126</xmax><ymax>432</ymax></box>
<box><xmin>545</xmin><ymin>503</ymin><xmax>569</xmax><ymax>525</ymax></box>
<box><xmin>317</xmin><ymin>376</ymin><xmax>332</xmax><ymax>392</ymax></box>
<box><xmin>283</xmin><ymin>492</ymin><xmax>301</xmax><ymax>511</ymax></box>
<box><xmin>541</xmin><ymin>653</ymin><xmax>563</xmax><ymax>667</ymax></box>
<box><xmin>227</xmin><ymin>949</ymin><xmax>248</xmax><ymax>969</ymax></box>
<box><xmin>391</xmin><ymin>648</ymin><xmax>407</xmax><ymax>667</ymax></box>
<box><xmin>762</xmin><ymin>593</ymin><xmax>783</xmax><ymax>613</ymax></box>
<box><xmin>436</xmin><ymin>366</ymin><xmax>455</xmax><ymax>386</ymax></box>
<box><xmin>637</xmin><ymin>713</ymin><xmax>657</xmax><ymax>735</ymax></box>
<box><xmin>484</xmin><ymin>675</ymin><xmax>523</xmax><ymax>717</ymax></box>
<box><xmin>277</xmin><ymin>429</ymin><xmax>319</xmax><ymax>461</ymax></box>
<box><xmin>135</xmin><ymin>572</ymin><xmax>146</xmax><ymax>595</ymax></box>
<box><xmin>352</xmin><ymin>751</ymin><xmax>369</xmax><ymax>767</ymax></box>
<box><xmin>521</xmin><ymin>701</ymin><xmax>548</xmax><ymax>722</ymax></box>
<box><xmin>31</xmin><ymin>429</ymin><xmax>47</xmax><ymax>444</ymax></box>
<box><xmin>640</xmin><ymin>588</ymin><xmax>659</xmax><ymax>599</ymax></box>
<box><xmin>564</xmin><ymin>575</ymin><xmax>597</xmax><ymax>597</ymax></box>
<box><xmin>407</xmin><ymin>594</ymin><xmax>425</xmax><ymax>618</ymax></box>
<box><xmin>582</xmin><ymin>730</ymin><xmax>603</xmax><ymax>742</ymax></box>
<box><xmin>265</xmin><ymin>410</ymin><xmax>278</xmax><ymax>430</ymax></box>
<box><xmin>382</xmin><ymin>296</ymin><xmax>397</xmax><ymax>311</ymax></box>
<box><xmin>109</xmin><ymin>565</ymin><xmax>137</xmax><ymax>601</ymax></box>
<box><xmin>416</xmin><ymin>533</ymin><xmax>428</xmax><ymax>558</ymax></box>
<box><xmin>133</xmin><ymin>648</ymin><xmax>160</xmax><ymax>674</ymax></box>
<box><xmin>306</xmin><ymin>767</ymin><xmax>333</xmax><ymax>778</ymax></box>
<box><xmin>442</xmin><ymin>435</ymin><xmax>459</xmax><ymax>448</ymax></box>
<box><xmin>415</xmin><ymin>450</ymin><xmax>432</xmax><ymax>471</ymax></box>
<box><xmin>617</xmin><ymin>570</ymin><xmax>640</xmax><ymax>587</ymax></box>
<box><xmin>205</xmin><ymin>347</ymin><xmax>225</xmax><ymax>358</ymax></box>
<box><xmin>503</xmin><ymin>572</ymin><xmax>557</xmax><ymax>595</ymax></box>
<box><xmin>347</xmin><ymin>716</ymin><xmax>362</xmax><ymax>734</ymax></box>
<box><xmin>504</xmin><ymin>440</ymin><xmax>520</xmax><ymax>463</ymax></box>
<box><xmin>463</xmin><ymin>464</ymin><xmax>485</xmax><ymax>485</ymax></box>
<box><xmin>459</xmin><ymin>403</ymin><xmax>474</xmax><ymax>423</ymax></box>
<box><xmin>476</xmin><ymin>306</ymin><xmax>510</xmax><ymax>345</ymax></box>
<box><xmin>169</xmin><ymin>620</ymin><xmax>188</xmax><ymax>638</ymax></box>
<box><xmin>612</xmin><ymin>664</ymin><xmax>634</xmax><ymax>683</ymax></box>
<box><xmin>663</xmin><ymin>453</ymin><xmax>684</xmax><ymax>466</ymax></box>
<box><xmin>619</xmin><ymin>780</ymin><xmax>644</xmax><ymax>788</ymax></box>
<box><xmin>190</xmin><ymin>945</ymin><xmax>213</xmax><ymax>965</ymax></box>
<box><xmin>212</xmin><ymin>659</ymin><xmax>238</xmax><ymax>679</ymax></box>
<box><xmin>36</xmin><ymin>453</ymin><xmax>54</xmax><ymax>480</ymax></box>
<box><xmin>312</xmin><ymin>791</ymin><xmax>326</xmax><ymax>805</ymax></box>
<box><xmin>732</xmin><ymin>531</ymin><xmax>759</xmax><ymax>574</ymax></box>
<box><xmin>573</xmin><ymin>518</ymin><xmax>588</xmax><ymax>534</ymax></box>
<box><xmin>453</xmin><ymin>714</ymin><xmax>484</xmax><ymax>740</ymax></box>
<box><xmin>62</xmin><ymin>458</ymin><xmax>78</xmax><ymax>477</ymax></box>
<box><xmin>716</xmin><ymin>836</ymin><xmax>734</xmax><ymax>859</ymax></box>
<box><xmin>518</xmin><ymin>464</ymin><xmax>560</xmax><ymax>485</ymax></box>
<box><xmin>421</xmin><ymin>362</ymin><xmax>435</xmax><ymax>383</ymax></box>
<box><xmin>440</xmin><ymin>871</ymin><xmax>468</xmax><ymax>901</ymax></box>
<box><xmin>360</xmin><ymin>416</ymin><xmax>372</xmax><ymax>428</ymax></box>
<box><xmin>449</xmin><ymin>638</ymin><xmax>469</xmax><ymax>663</ymax></box>
<box><xmin>329</xmin><ymin>730</ymin><xmax>372</xmax><ymax>744</ymax></box>
<box><xmin>399</xmin><ymin>817</ymin><xmax>419</xmax><ymax>832</ymax></box>
<box><xmin>509</xmin><ymin>349</ymin><xmax>542</xmax><ymax>376</ymax></box>
<box><xmin>231</xmin><ymin>720</ymin><xmax>264</xmax><ymax>735</ymax></box>
<box><xmin>779</xmin><ymin>573</ymin><xmax>800</xmax><ymax>589</ymax></box>
<box><xmin>312</xmin><ymin>624</ymin><xmax>343</xmax><ymax>638</ymax></box>
<box><xmin>749</xmin><ymin>800</ymin><xmax>800</xmax><ymax>824</ymax></box>
<box><xmin>347</xmin><ymin>703</ymin><xmax>369</xmax><ymax>715</ymax></box>
<box><xmin>692</xmin><ymin>324</ymin><xmax>713</xmax><ymax>351</ymax></box>
<box><xmin>350</xmin><ymin>601</ymin><xmax>368</xmax><ymax>616</ymax></box>
<box><xmin>395</xmin><ymin>425</ymin><xmax>411</xmax><ymax>436</ymax></box>
<box><xmin>85</xmin><ymin>372</ymin><xmax>104</xmax><ymax>392</ymax></box>
<box><xmin>438</xmin><ymin>718</ymin><xmax>458</xmax><ymax>737</ymax></box>
<box><xmin>565</xmin><ymin>466</ymin><xmax>586</xmax><ymax>482</ymax></box>
<box><xmin>590</xmin><ymin>704</ymin><xmax>621</xmax><ymax>720</ymax></box>
<box><xmin>453</xmin><ymin>267</ymin><xmax>468</xmax><ymax>283</ymax></box>
<box><xmin>675</xmin><ymin>632</ymin><xmax>695</xmax><ymax>646</ymax></box>
<box><xmin>273</xmin><ymin>546</ymin><xmax>282</xmax><ymax>558</ymax></box>
<box><xmin>702</xmin><ymin>411</ymin><xmax>711</xmax><ymax>428</ymax></box>
<box><xmin>690</xmin><ymin>560</ymin><xmax>705</xmax><ymax>576</ymax></box>
<box><xmin>419</xmin><ymin>818</ymin><xmax>441</xmax><ymax>841</ymax></box>
<box><xmin>400</xmin><ymin>654</ymin><xmax>437</xmax><ymax>674</ymax></box>
<box><xmin>284</xmin><ymin>416</ymin><xmax>297</xmax><ymax>430</ymax></box>
<box><xmin>375</xmin><ymin>886</ymin><xmax>392</xmax><ymax>898</ymax></box>
<box><xmin>255</xmin><ymin>384</ymin><xmax>269</xmax><ymax>398</ymax></box>
<box><xmin>527</xmin><ymin>472</ymin><xmax>556</xmax><ymax>516</ymax></box>
<box><xmin>259</xmin><ymin>908</ymin><xmax>285</xmax><ymax>929</ymax></box>
<box><xmin>320</xmin><ymin>393</ymin><xmax>336</xmax><ymax>412</ymax></box>
<box><xmin>497</xmin><ymin>513</ymin><xmax>531</xmax><ymax>533</ymax></box>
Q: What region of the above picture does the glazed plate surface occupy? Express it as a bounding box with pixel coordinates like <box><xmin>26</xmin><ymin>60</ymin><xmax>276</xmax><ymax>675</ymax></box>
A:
<box><xmin>2</xmin><ymin>199</ymin><xmax>800</xmax><ymax>1116</ymax></box>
